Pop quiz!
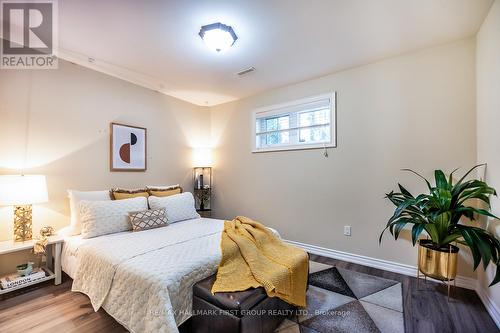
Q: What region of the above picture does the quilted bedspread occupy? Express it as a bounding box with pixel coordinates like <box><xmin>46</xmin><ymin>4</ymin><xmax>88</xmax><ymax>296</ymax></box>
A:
<box><xmin>71</xmin><ymin>218</ymin><xmax>225</xmax><ymax>333</ymax></box>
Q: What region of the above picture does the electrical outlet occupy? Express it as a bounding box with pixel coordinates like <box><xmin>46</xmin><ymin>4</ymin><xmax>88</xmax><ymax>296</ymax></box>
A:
<box><xmin>344</xmin><ymin>225</ymin><xmax>351</xmax><ymax>236</ymax></box>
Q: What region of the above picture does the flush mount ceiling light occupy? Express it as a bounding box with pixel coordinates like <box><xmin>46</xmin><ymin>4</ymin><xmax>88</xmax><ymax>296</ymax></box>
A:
<box><xmin>199</xmin><ymin>22</ymin><xmax>237</xmax><ymax>52</ymax></box>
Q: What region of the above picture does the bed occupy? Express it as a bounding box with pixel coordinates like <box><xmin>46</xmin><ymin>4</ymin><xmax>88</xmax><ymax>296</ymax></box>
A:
<box><xmin>62</xmin><ymin>217</ymin><xmax>223</xmax><ymax>333</ymax></box>
<box><xmin>62</xmin><ymin>216</ymin><xmax>280</xmax><ymax>333</ymax></box>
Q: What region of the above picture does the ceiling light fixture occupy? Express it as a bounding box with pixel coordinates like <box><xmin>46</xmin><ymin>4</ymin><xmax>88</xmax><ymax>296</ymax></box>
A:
<box><xmin>199</xmin><ymin>22</ymin><xmax>237</xmax><ymax>52</ymax></box>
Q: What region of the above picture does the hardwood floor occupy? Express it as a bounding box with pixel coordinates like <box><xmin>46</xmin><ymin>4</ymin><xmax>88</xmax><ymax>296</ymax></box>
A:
<box><xmin>0</xmin><ymin>256</ymin><xmax>498</xmax><ymax>333</ymax></box>
<box><xmin>0</xmin><ymin>277</ymin><xmax>126</xmax><ymax>333</ymax></box>
<box><xmin>309</xmin><ymin>254</ymin><xmax>499</xmax><ymax>333</ymax></box>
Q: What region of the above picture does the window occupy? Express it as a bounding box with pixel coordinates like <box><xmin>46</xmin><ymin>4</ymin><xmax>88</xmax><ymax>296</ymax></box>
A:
<box><xmin>253</xmin><ymin>92</ymin><xmax>336</xmax><ymax>152</ymax></box>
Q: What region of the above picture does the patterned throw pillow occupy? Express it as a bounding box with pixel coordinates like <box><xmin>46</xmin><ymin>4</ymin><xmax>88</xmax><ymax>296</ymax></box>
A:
<box><xmin>128</xmin><ymin>208</ymin><xmax>169</xmax><ymax>231</ymax></box>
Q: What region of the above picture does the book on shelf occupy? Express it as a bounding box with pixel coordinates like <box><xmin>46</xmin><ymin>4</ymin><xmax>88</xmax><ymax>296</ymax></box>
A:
<box><xmin>0</xmin><ymin>268</ymin><xmax>48</xmax><ymax>290</ymax></box>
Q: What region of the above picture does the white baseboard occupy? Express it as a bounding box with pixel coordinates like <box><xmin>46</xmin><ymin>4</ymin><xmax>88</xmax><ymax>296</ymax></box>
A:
<box><xmin>285</xmin><ymin>239</ymin><xmax>477</xmax><ymax>289</ymax></box>
<box><xmin>286</xmin><ymin>239</ymin><xmax>500</xmax><ymax>328</ymax></box>
<box><xmin>475</xmin><ymin>285</ymin><xmax>500</xmax><ymax>328</ymax></box>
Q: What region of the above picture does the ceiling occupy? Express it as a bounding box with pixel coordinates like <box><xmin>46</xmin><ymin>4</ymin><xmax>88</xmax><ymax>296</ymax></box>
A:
<box><xmin>40</xmin><ymin>0</ymin><xmax>499</xmax><ymax>105</ymax></box>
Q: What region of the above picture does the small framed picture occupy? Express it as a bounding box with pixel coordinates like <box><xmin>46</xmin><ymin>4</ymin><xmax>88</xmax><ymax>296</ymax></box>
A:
<box><xmin>110</xmin><ymin>123</ymin><xmax>147</xmax><ymax>172</ymax></box>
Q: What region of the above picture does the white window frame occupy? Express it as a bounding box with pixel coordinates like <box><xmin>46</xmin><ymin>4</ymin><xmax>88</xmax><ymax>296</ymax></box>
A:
<box><xmin>251</xmin><ymin>92</ymin><xmax>337</xmax><ymax>153</ymax></box>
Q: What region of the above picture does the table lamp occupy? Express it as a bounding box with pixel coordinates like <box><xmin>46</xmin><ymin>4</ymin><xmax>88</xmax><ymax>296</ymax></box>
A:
<box><xmin>0</xmin><ymin>175</ymin><xmax>48</xmax><ymax>242</ymax></box>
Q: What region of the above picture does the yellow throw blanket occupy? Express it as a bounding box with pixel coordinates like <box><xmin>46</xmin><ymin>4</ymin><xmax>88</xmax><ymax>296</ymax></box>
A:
<box><xmin>211</xmin><ymin>216</ymin><xmax>308</xmax><ymax>307</ymax></box>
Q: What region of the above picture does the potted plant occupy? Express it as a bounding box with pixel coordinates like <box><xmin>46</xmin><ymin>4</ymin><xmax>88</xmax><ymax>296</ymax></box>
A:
<box><xmin>194</xmin><ymin>187</ymin><xmax>211</xmax><ymax>210</ymax></box>
<box><xmin>380</xmin><ymin>164</ymin><xmax>500</xmax><ymax>286</ymax></box>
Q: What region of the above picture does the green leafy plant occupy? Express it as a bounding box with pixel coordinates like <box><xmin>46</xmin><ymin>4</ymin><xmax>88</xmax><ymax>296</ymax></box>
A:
<box><xmin>380</xmin><ymin>164</ymin><xmax>500</xmax><ymax>286</ymax></box>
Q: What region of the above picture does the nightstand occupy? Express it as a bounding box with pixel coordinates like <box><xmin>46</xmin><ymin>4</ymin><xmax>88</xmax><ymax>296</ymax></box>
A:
<box><xmin>197</xmin><ymin>209</ymin><xmax>212</xmax><ymax>218</ymax></box>
<box><xmin>0</xmin><ymin>235</ymin><xmax>63</xmax><ymax>295</ymax></box>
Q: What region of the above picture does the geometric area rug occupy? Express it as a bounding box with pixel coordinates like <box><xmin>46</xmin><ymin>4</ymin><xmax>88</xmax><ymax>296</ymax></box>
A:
<box><xmin>274</xmin><ymin>261</ymin><xmax>405</xmax><ymax>333</ymax></box>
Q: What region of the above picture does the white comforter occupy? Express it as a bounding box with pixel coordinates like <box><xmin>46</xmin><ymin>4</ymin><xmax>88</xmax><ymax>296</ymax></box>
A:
<box><xmin>71</xmin><ymin>218</ymin><xmax>224</xmax><ymax>333</ymax></box>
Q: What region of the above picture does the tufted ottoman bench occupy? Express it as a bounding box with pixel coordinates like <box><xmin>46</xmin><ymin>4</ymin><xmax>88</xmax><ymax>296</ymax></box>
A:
<box><xmin>192</xmin><ymin>274</ymin><xmax>296</xmax><ymax>333</ymax></box>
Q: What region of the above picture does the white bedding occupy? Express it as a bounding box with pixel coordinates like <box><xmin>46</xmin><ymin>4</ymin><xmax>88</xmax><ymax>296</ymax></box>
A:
<box><xmin>62</xmin><ymin>217</ymin><xmax>281</xmax><ymax>333</ymax></box>
<box><xmin>63</xmin><ymin>218</ymin><xmax>224</xmax><ymax>333</ymax></box>
<box><xmin>61</xmin><ymin>233</ymin><xmax>84</xmax><ymax>279</ymax></box>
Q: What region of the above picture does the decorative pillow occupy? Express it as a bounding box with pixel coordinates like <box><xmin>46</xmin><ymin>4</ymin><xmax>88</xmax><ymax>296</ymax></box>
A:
<box><xmin>110</xmin><ymin>188</ymin><xmax>149</xmax><ymax>200</ymax></box>
<box><xmin>79</xmin><ymin>197</ymin><xmax>148</xmax><ymax>238</ymax></box>
<box><xmin>148</xmin><ymin>192</ymin><xmax>200</xmax><ymax>223</ymax></box>
<box><xmin>146</xmin><ymin>184</ymin><xmax>180</xmax><ymax>189</ymax></box>
<box><xmin>146</xmin><ymin>185</ymin><xmax>182</xmax><ymax>197</ymax></box>
<box><xmin>68</xmin><ymin>190</ymin><xmax>111</xmax><ymax>235</ymax></box>
<box><xmin>128</xmin><ymin>208</ymin><xmax>168</xmax><ymax>231</ymax></box>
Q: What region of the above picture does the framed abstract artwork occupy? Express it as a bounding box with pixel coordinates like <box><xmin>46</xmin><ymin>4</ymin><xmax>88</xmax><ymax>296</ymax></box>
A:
<box><xmin>110</xmin><ymin>123</ymin><xmax>147</xmax><ymax>171</ymax></box>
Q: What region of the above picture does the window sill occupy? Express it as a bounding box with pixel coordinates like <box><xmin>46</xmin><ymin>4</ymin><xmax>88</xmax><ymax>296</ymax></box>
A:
<box><xmin>252</xmin><ymin>143</ymin><xmax>336</xmax><ymax>153</ymax></box>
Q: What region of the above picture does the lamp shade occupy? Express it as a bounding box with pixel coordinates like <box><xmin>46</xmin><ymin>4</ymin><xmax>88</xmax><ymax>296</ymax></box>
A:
<box><xmin>0</xmin><ymin>175</ymin><xmax>48</xmax><ymax>206</ymax></box>
<box><xmin>192</xmin><ymin>148</ymin><xmax>213</xmax><ymax>167</ymax></box>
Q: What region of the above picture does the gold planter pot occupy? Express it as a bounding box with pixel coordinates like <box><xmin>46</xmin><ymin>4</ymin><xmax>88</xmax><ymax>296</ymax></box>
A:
<box><xmin>418</xmin><ymin>239</ymin><xmax>458</xmax><ymax>281</ymax></box>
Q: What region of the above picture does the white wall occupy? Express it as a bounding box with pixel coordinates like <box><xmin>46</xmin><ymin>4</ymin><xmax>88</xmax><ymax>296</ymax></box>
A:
<box><xmin>210</xmin><ymin>38</ymin><xmax>477</xmax><ymax>277</ymax></box>
<box><xmin>476</xmin><ymin>0</ymin><xmax>500</xmax><ymax>324</ymax></box>
<box><xmin>0</xmin><ymin>60</ymin><xmax>210</xmax><ymax>243</ymax></box>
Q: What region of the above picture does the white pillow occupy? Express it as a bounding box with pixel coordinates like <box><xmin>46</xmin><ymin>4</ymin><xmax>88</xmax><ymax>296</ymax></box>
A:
<box><xmin>68</xmin><ymin>190</ymin><xmax>111</xmax><ymax>235</ymax></box>
<box><xmin>79</xmin><ymin>197</ymin><xmax>148</xmax><ymax>239</ymax></box>
<box><xmin>148</xmin><ymin>192</ymin><xmax>200</xmax><ymax>223</ymax></box>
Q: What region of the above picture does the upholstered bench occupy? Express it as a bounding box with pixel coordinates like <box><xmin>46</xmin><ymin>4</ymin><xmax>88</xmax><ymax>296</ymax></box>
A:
<box><xmin>192</xmin><ymin>274</ymin><xmax>296</xmax><ymax>333</ymax></box>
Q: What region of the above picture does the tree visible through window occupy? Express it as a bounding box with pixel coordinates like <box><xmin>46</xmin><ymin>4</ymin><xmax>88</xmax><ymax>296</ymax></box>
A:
<box><xmin>253</xmin><ymin>93</ymin><xmax>336</xmax><ymax>152</ymax></box>
<box><xmin>298</xmin><ymin>109</ymin><xmax>330</xmax><ymax>143</ymax></box>
<box><xmin>265</xmin><ymin>116</ymin><xmax>289</xmax><ymax>145</ymax></box>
